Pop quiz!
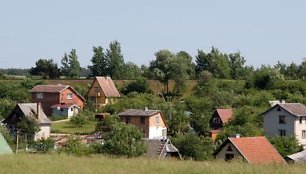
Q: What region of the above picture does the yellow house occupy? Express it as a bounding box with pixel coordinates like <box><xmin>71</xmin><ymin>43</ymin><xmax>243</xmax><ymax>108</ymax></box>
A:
<box><xmin>87</xmin><ymin>76</ymin><xmax>120</xmax><ymax>109</ymax></box>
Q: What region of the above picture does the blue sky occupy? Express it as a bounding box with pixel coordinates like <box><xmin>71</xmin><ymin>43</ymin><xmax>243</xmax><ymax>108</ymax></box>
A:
<box><xmin>1</xmin><ymin>0</ymin><xmax>306</xmax><ymax>68</ymax></box>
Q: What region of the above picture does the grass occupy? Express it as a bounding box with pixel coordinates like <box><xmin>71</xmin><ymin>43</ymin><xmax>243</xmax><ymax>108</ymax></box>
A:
<box><xmin>1</xmin><ymin>154</ymin><xmax>306</xmax><ymax>174</ymax></box>
<box><xmin>51</xmin><ymin>120</ymin><xmax>96</xmax><ymax>134</ymax></box>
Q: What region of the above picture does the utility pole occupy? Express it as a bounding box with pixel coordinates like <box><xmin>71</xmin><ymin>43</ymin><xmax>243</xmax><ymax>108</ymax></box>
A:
<box><xmin>16</xmin><ymin>129</ymin><xmax>19</xmax><ymax>154</ymax></box>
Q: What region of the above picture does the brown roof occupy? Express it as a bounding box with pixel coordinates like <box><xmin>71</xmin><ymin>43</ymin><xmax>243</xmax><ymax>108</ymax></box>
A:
<box><xmin>228</xmin><ymin>136</ymin><xmax>285</xmax><ymax>164</ymax></box>
<box><xmin>30</xmin><ymin>85</ymin><xmax>69</xmax><ymax>93</ymax></box>
<box><xmin>216</xmin><ymin>109</ymin><xmax>233</xmax><ymax>123</ymax></box>
<box><xmin>278</xmin><ymin>103</ymin><xmax>306</xmax><ymax>117</ymax></box>
<box><xmin>118</xmin><ymin>109</ymin><xmax>160</xmax><ymax>117</ymax></box>
<box><xmin>95</xmin><ymin>76</ymin><xmax>120</xmax><ymax>97</ymax></box>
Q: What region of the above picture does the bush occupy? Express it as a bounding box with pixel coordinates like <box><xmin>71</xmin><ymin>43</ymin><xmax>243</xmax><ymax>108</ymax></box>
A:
<box><xmin>59</xmin><ymin>136</ymin><xmax>94</xmax><ymax>156</ymax></box>
<box><xmin>31</xmin><ymin>138</ymin><xmax>55</xmax><ymax>153</ymax></box>
<box><xmin>268</xmin><ymin>136</ymin><xmax>303</xmax><ymax>157</ymax></box>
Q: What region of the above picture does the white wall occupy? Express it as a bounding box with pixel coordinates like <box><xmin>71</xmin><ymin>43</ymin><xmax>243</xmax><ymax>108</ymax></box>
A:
<box><xmin>215</xmin><ymin>143</ymin><xmax>243</xmax><ymax>161</ymax></box>
<box><xmin>35</xmin><ymin>124</ymin><xmax>51</xmax><ymax>140</ymax></box>
<box><xmin>148</xmin><ymin>127</ymin><xmax>167</xmax><ymax>139</ymax></box>
<box><xmin>295</xmin><ymin>118</ymin><xmax>306</xmax><ymax>146</ymax></box>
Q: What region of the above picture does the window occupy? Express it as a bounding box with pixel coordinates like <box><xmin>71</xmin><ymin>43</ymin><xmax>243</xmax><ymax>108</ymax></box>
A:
<box><xmin>277</xmin><ymin>106</ymin><xmax>281</xmax><ymax>111</ymax></box>
<box><xmin>300</xmin><ymin>117</ymin><xmax>303</xmax><ymax>124</ymax></box>
<box><xmin>71</xmin><ymin>107</ymin><xmax>73</xmax><ymax>111</ymax></box>
<box><xmin>225</xmin><ymin>154</ymin><xmax>234</xmax><ymax>161</ymax></box>
<box><xmin>140</xmin><ymin>117</ymin><xmax>145</xmax><ymax>124</ymax></box>
<box><xmin>279</xmin><ymin>129</ymin><xmax>286</xmax><ymax>136</ymax></box>
<box><xmin>213</xmin><ymin>117</ymin><xmax>220</xmax><ymax>124</ymax></box>
<box><xmin>67</xmin><ymin>93</ymin><xmax>73</xmax><ymax>99</ymax></box>
<box><xmin>36</xmin><ymin>93</ymin><xmax>44</xmax><ymax>99</ymax></box>
<box><xmin>279</xmin><ymin>115</ymin><xmax>286</xmax><ymax>124</ymax></box>
<box><xmin>155</xmin><ymin>115</ymin><xmax>160</xmax><ymax>124</ymax></box>
<box><xmin>303</xmin><ymin>130</ymin><xmax>306</xmax><ymax>139</ymax></box>
<box><xmin>125</xmin><ymin>116</ymin><xmax>130</xmax><ymax>124</ymax></box>
<box><xmin>226</xmin><ymin>146</ymin><xmax>233</xmax><ymax>152</ymax></box>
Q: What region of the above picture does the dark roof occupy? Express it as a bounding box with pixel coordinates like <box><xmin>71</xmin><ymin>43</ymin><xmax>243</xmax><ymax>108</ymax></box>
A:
<box><xmin>215</xmin><ymin>109</ymin><xmax>233</xmax><ymax>123</ymax></box>
<box><xmin>145</xmin><ymin>139</ymin><xmax>181</xmax><ymax>159</ymax></box>
<box><xmin>118</xmin><ymin>109</ymin><xmax>161</xmax><ymax>117</ymax></box>
<box><xmin>262</xmin><ymin>103</ymin><xmax>306</xmax><ymax>117</ymax></box>
<box><xmin>215</xmin><ymin>136</ymin><xmax>285</xmax><ymax>164</ymax></box>
<box><xmin>30</xmin><ymin>85</ymin><xmax>85</xmax><ymax>101</ymax></box>
<box><xmin>95</xmin><ymin>76</ymin><xmax>120</xmax><ymax>97</ymax></box>
<box><xmin>30</xmin><ymin>85</ymin><xmax>69</xmax><ymax>93</ymax></box>
<box><xmin>4</xmin><ymin>103</ymin><xmax>51</xmax><ymax>124</ymax></box>
<box><xmin>286</xmin><ymin>150</ymin><xmax>306</xmax><ymax>164</ymax></box>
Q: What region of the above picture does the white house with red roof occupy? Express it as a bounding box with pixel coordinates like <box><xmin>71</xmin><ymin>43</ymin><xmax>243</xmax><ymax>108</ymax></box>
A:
<box><xmin>87</xmin><ymin>76</ymin><xmax>120</xmax><ymax>109</ymax></box>
<box><xmin>214</xmin><ymin>136</ymin><xmax>285</xmax><ymax>164</ymax></box>
<box><xmin>263</xmin><ymin>103</ymin><xmax>306</xmax><ymax>147</ymax></box>
<box><xmin>209</xmin><ymin>109</ymin><xmax>233</xmax><ymax>140</ymax></box>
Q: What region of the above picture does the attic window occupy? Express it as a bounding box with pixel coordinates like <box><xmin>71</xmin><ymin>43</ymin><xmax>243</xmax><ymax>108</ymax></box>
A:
<box><xmin>277</xmin><ymin>106</ymin><xmax>281</xmax><ymax>111</ymax></box>
<box><xmin>226</xmin><ymin>146</ymin><xmax>233</xmax><ymax>151</ymax></box>
<box><xmin>67</xmin><ymin>93</ymin><xmax>73</xmax><ymax>99</ymax></box>
<box><xmin>36</xmin><ymin>93</ymin><xmax>44</xmax><ymax>99</ymax></box>
<box><xmin>213</xmin><ymin>117</ymin><xmax>221</xmax><ymax>124</ymax></box>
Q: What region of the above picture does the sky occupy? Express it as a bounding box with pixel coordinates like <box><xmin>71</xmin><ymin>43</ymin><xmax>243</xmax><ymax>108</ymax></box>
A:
<box><xmin>1</xmin><ymin>0</ymin><xmax>306</xmax><ymax>69</ymax></box>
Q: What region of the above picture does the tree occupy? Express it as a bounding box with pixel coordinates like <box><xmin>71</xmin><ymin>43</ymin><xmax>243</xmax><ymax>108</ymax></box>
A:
<box><xmin>68</xmin><ymin>49</ymin><xmax>81</xmax><ymax>78</ymax></box>
<box><xmin>88</xmin><ymin>46</ymin><xmax>109</xmax><ymax>77</ymax></box>
<box><xmin>268</xmin><ymin>136</ymin><xmax>303</xmax><ymax>157</ymax></box>
<box><xmin>17</xmin><ymin>117</ymin><xmax>40</xmax><ymax>141</ymax></box>
<box><xmin>121</xmin><ymin>77</ymin><xmax>151</xmax><ymax>95</ymax></box>
<box><xmin>121</xmin><ymin>62</ymin><xmax>142</xmax><ymax>80</ymax></box>
<box><xmin>61</xmin><ymin>53</ymin><xmax>70</xmax><ymax>77</ymax></box>
<box><xmin>228</xmin><ymin>52</ymin><xmax>246</xmax><ymax>79</ymax></box>
<box><xmin>106</xmin><ymin>41</ymin><xmax>125</xmax><ymax>79</ymax></box>
<box><xmin>103</xmin><ymin>122</ymin><xmax>147</xmax><ymax>157</ymax></box>
<box><xmin>172</xmin><ymin>133</ymin><xmax>214</xmax><ymax>160</ymax></box>
<box><xmin>30</xmin><ymin>59</ymin><xmax>60</xmax><ymax>79</ymax></box>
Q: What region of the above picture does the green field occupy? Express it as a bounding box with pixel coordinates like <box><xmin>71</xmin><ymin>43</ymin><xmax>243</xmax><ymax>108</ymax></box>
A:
<box><xmin>51</xmin><ymin>120</ymin><xmax>96</xmax><ymax>134</ymax></box>
<box><xmin>0</xmin><ymin>154</ymin><xmax>305</xmax><ymax>174</ymax></box>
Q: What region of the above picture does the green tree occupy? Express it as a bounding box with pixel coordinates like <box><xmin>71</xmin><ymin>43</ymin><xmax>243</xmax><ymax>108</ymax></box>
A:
<box><xmin>88</xmin><ymin>46</ymin><xmax>109</xmax><ymax>77</ymax></box>
<box><xmin>121</xmin><ymin>77</ymin><xmax>151</xmax><ymax>95</ymax></box>
<box><xmin>268</xmin><ymin>136</ymin><xmax>302</xmax><ymax>157</ymax></box>
<box><xmin>228</xmin><ymin>52</ymin><xmax>246</xmax><ymax>79</ymax></box>
<box><xmin>61</xmin><ymin>53</ymin><xmax>70</xmax><ymax>77</ymax></box>
<box><xmin>172</xmin><ymin>133</ymin><xmax>214</xmax><ymax>160</ymax></box>
<box><xmin>68</xmin><ymin>49</ymin><xmax>81</xmax><ymax>78</ymax></box>
<box><xmin>17</xmin><ymin>117</ymin><xmax>40</xmax><ymax>140</ymax></box>
<box><xmin>30</xmin><ymin>59</ymin><xmax>61</xmax><ymax>79</ymax></box>
<box><xmin>121</xmin><ymin>62</ymin><xmax>142</xmax><ymax>80</ymax></box>
<box><xmin>106</xmin><ymin>41</ymin><xmax>125</xmax><ymax>79</ymax></box>
<box><xmin>103</xmin><ymin>122</ymin><xmax>147</xmax><ymax>157</ymax></box>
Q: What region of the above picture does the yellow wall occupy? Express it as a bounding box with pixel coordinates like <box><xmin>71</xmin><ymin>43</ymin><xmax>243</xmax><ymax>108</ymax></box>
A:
<box><xmin>87</xmin><ymin>79</ymin><xmax>106</xmax><ymax>106</ymax></box>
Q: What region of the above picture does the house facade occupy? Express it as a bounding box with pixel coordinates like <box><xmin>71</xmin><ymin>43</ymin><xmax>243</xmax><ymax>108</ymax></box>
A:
<box><xmin>263</xmin><ymin>103</ymin><xmax>306</xmax><ymax>147</ymax></box>
<box><xmin>2</xmin><ymin>103</ymin><xmax>51</xmax><ymax>140</ymax></box>
<box><xmin>30</xmin><ymin>85</ymin><xmax>85</xmax><ymax>116</ymax></box>
<box><xmin>87</xmin><ymin>76</ymin><xmax>120</xmax><ymax>109</ymax></box>
<box><xmin>214</xmin><ymin>136</ymin><xmax>285</xmax><ymax>164</ymax></box>
<box><xmin>118</xmin><ymin>109</ymin><xmax>167</xmax><ymax>139</ymax></box>
<box><xmin>209</xmin><ymin>109</ymin><xmax>233</xmax><ymax>140</ymax></box>
<box><xmin>51</xmin><ymin>104</ymin><xmax>80</xmax><ymax>118</ymax></box>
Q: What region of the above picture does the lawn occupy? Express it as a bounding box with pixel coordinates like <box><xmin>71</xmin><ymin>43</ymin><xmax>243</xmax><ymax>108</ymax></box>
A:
<box><xmin>51</xmin><ymin>120</ymin><xmax>97</xmax><ymax>134</ymax></box>
<box><xmin>0</xmin><ymin>154</ymin><xmax>306</xmax><ymax>174</ymax></box>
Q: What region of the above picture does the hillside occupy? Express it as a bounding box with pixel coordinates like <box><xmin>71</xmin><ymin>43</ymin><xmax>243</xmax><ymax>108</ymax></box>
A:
<box><xmin>0</xmin><ymin>154</ymin><xmax>305</xmax><ymax>174</ymax></box>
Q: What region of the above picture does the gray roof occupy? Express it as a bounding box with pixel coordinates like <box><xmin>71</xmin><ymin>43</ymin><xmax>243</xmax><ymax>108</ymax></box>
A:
<box><xmin>286</xmin><ymin>150</ymin><xmax>306</xmax><ymax>163</ymax></box>
<box><xmin>17</xmin><ymin>103</ymin><xmax>51</xmax><ymax>124</ymax></box>
<box><xmin>279</xmin><ymin>103</ymin><xmax>306</xmax><ymax>117</ymax></box>
<box><xmin>145</xmin><ymin>139</ymin><xmax>180</xmax><ymax>158</ymax></box>
<box><xmin>118</xmin><ymin>109</ymin><xmax>161</xmax><ymax>117</ymax></box>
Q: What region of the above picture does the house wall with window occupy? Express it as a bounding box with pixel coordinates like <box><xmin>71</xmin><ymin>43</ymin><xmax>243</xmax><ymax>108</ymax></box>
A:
<box><xmin>263</xmin><ymin>106</ymin><xmax>296</xmax><ymax>138</ymax></box>
<box><xmin>295</xmin><ymin>117</ymin><xmax>306</xmax><ymax>146</ymax></box>
<box><xmin>215</xmin><ymin>143</ymin><xmax>244</xmax><ymax>162</ymax></box>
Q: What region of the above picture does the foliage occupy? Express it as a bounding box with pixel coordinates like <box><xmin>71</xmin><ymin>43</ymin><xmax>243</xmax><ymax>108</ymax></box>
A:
<box><xmin>61</xmin><ymin>49</ymin><xmax>81</xmax><ymax>78</ymax></box>
<box><xmin>268</xmin><ymin>136</ymin><xmax>303</xmax><ymax>157</ymax></box>
<box><xmin>0</xmin><ymin>125</ymin><xmax>15</xmax><ymax>148</ymax></box>
<box><xmin>121</xmin><ymin>77</ymin><xmax>151</xmax><ymax>95</ymax></box>
<box><xmin>88</xmin><ymin>46</ymin><xmax>109</xmax><ymax>77</ymax></box>
<box><xmin>69</xmin><ymin>110</ymin><xmax>95</xmax><ymax>127</ymax></box>
<box><xmin>172</xmin><ymin>133</ymin><xmax>214</xmax><ymax>161</ymax></box>
<box><xmin>29</xmin><ymin>59</ymin><xmax>61</xmax><ymax>79</ymax></box>
<box><xmin>95</xmin><ymin>115</ymin><xmax>119</xmax><ymax>133</ymax></box>
<box><xmin>106</xmin><ymin>41</ymin><xmax>125</xmax><ymax>79</ymax></box>
<box><xmin>60</xmin><ymin>136</ymin><xmax>94</xmax><ymax>156</ymax></box>
<box><xmin>103</xmin><ymin>122</ymin><xmax>147</xmax><ymax>157</ymax></box>
<box><xmin>17</xmin><ymin>117</ymin><xmax>40</xmax><ymax>139</ymax></box>
<box><xmin>31</xmin><ymin>138</ymin><xmax>55</xmax><ymax>153</ymax></box>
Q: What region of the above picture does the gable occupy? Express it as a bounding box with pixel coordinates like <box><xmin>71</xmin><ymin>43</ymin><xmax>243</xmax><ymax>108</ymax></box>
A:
<box><xmin>88</xmin><ymin>77</ymin><xmax>120</xmax><ymax>98</ymax></box>
<box><xmin>87</xmin><ymin>79</ymin><xmax>105</xmax><ymax>97</ymax></box>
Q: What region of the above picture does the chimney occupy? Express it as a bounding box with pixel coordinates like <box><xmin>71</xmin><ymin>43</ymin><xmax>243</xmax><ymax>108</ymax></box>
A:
<box><xmin>36</xmin><ymin>102</ymin><xmax>41</xmax><ymax>119</ymax></box>
<box><xmin>235</xmin><ymin>134</ymin><xmax>240</xmax><ymax>138</ymax></box>
<box><xmin>144</xmin><ymin>107</ymin><xmax>148</xmax><ymax>111</ymax></box>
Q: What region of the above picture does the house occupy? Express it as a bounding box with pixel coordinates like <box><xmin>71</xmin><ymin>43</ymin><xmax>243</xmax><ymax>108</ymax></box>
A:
<box><xmin>87</xmin><ymin>76</ymin><xmax>120</xmax><ymax>109</ymax></box>
<box><xmin>209</xmin><ymin>109</ymin><xmax>233</xmax><ymax>140</ymax></box>
<box><xmin>0</xmin><ymin>132</ymin><xmax>13</xmax><ymax>154</ymax></box>
<box><xmin>285</xmin><ymin>150</ymin><xmax>306</xmax><ymax>164</ymax></box>
<box><xmin>214</xmin><ymin>136</ymin><xmax>285</xmax><ymax>164</ymax></box>
<box><xmin>30</xmin><ymin>85</ymin><xmax>85</xmax><ymax>116</ymax></box>
<box><xmin>262</xmin><ymin>103</ymin><xmax>306</xmax><ymax>147</ymax></box>
<box><xmin>145</xmin><ymin>139</ymin><xmax>181</xmax><ymax>159</ymax></box>
<box><xmin>2</xmin><ymin>103</ymin><xmax>51</xmax><ymax>140</ymax></box>
<box><xmin>118</xmin><ymin>109</ymin><xmax>167</xmax><ymax>139</ymax></box>
<box><xmin>51</xmin><ymin>104</ymin><xmax>80</xmax><ymax>119</ymax></box>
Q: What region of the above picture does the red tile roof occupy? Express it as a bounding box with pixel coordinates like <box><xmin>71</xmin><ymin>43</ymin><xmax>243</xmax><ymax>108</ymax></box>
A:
<box><xmin>229</xmin><ymin>136</ymin><xmax>285</xmax><ymax>164</ymax></box>
<box><xmin>30</xmin><ymin>85</ymin><xmax>69</xmax><ymax>93</ymax></box>
<box><xmin>216</xmin><ymin>109</ymin><xmax>233</xmax><ymax>123</ymax></box>
<box><xmin>95</xmin><ymin>77</ymin><xmax>120</xmax><ymax>97</ymax></box>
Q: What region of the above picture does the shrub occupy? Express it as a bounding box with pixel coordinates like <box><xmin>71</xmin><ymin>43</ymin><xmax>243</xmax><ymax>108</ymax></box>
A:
<box><xmin>31</xmin><ymin>138</ymin><xmax>55</xmax><ymax>153</ymax></box>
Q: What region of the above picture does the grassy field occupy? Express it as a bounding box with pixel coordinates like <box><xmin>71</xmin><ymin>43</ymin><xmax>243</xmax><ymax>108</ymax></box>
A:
<box><xmin>51</xmin><ymin>120</ymin><xmax>96</xmax><ymax>134</ymax></box>
<box><xmin>0</xmin><ymin>154</ymin><xmax>305</xmax><ymax>174</ymax></box>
